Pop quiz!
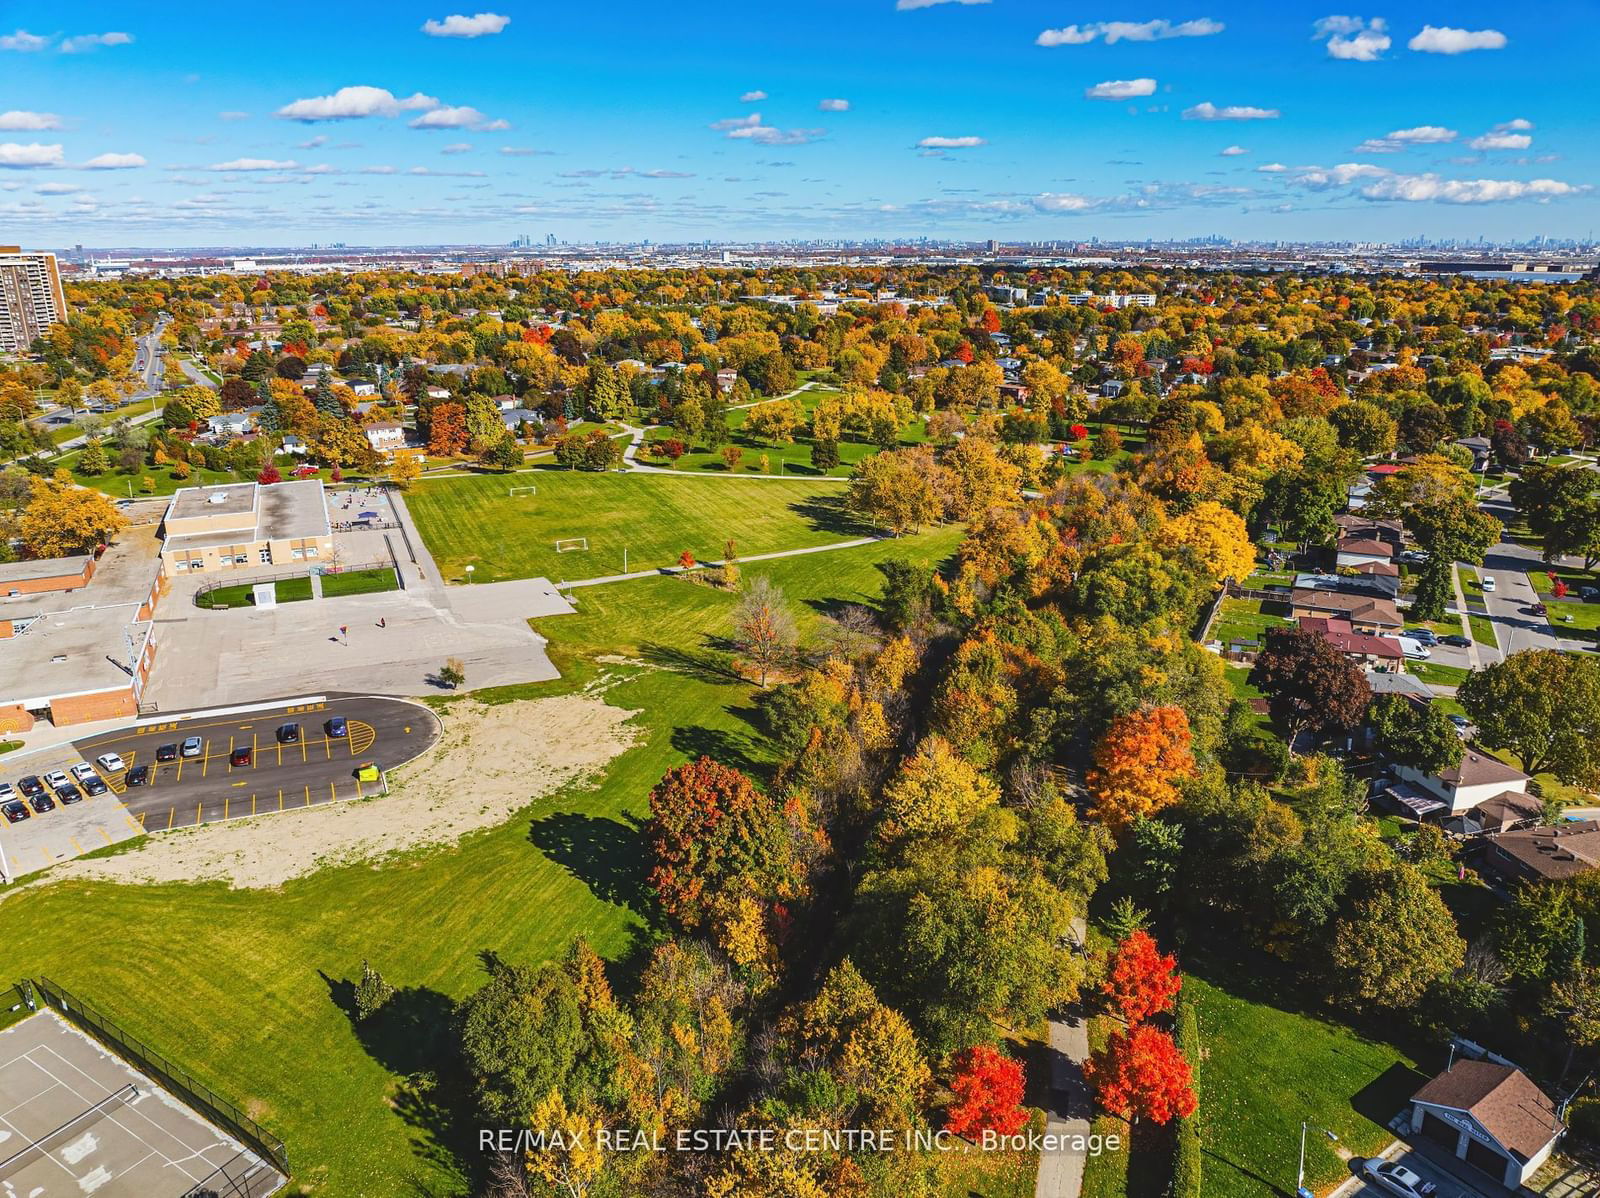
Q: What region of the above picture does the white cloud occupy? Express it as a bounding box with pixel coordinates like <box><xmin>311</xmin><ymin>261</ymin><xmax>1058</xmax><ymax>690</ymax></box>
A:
<box><xmin>36</xmin><ymin>182</ymin><xmax>80</xmax><ymax>194</ymax></box>
<box><xmin>1220</xmin><ymin>144</ymin><xmax>1249</xmax><ymax>156</ymax></box>
<box><xmin>218</xmin><ymin>110</ymin><xmax>251</xmax><ymax>122</ymax></box>
<box><xmin>276</xmin><ymin>86</ymin><xmax>441</xmax><ymax>122</ymax></box>
<box><xmin>209</xmin><ymin>157</ymin><xmax>300</xmax><ymax>171</ymax></box>
<box><xmin>1085</xmin><ymin>78</ymin><xmax>1157</xmax><ymax>100</ymax></box>
<box><xmin>421</xmin><ymin>12</ymin><xmax>510</xmax><ymax>37</ymax></box>
<box><xmin>728</xmin><ymin>124</ymin><xmax>825</xmax><ymax>146</ymax></box>
<box><xmin>499</xmin><ymin>145</ymin><xmax>550</xmax><ymax>156</ymax></box>
<box><xmin>819</xmin><ymin>98</ymin><xmax>851</xmax><ymax>111</ymax></box>
<box><xmin>59</xmin><ymin>32</ymin><xmax>133</xmax><ymax>53</ymax></box>
<box><xmin>0</xmin><ymin>142</ymin><xmax>65</xmax><ymax>168</ymax></box>
<box><xmin>360</xmin><ymin>165</ymin><xmax>398</xmax><ymax>174</ymax></box>
<box><xmin>897</xmin><ymin>0</ymin><xmax>990</xmax><ymax>9</ymax></box>
<box><xmin>1499</xmin><ymin>118</ymin><xmax>1533</xmax><ymax>131</ymax></box>
<box><xmin>1290</xmin><ymin>162</ymin><xmax>1391</xmax><ymax>188</ymax></box>
<box><xmin>440</xmin><ymin>142</ymin><xmax>473</xmax><ymax>154</ymax></box>
<box><xmin>1257</xmin><ymin>162</ymin><xmax>1288</xmax><ymax>172</ymax></box>
<box><xmin>740</xmin><ymin>90</ymin><xmax>768</xmax><ymax>102</ymax></box>
<box><xmin>1312</xmin><ymin>16</ymin><xmax>1390</xmax><ymax>60</ymax></box>
<box><xmin>711</xmin><ymin>114</ymin><xmax>762</xmax><ymax>132</ymax></box>
<box><xmin>408</xmin><ymin>105</ymin><xmax>506</xmax><ymax>131</ymax></box>
<box><xmin>1361</xmin><ymin>173</ymin><xmax>1577</xmax><ymax>203</ymax></box>
<box><xmin>1354</xmin><ymin>124</ymin><xmax>1458</xmax><ymax>152</ymax></box>
<box><xmin>1183</xmin><ymin>102</ymin><xmax>1280</xmax><ymax>121</ymax></box>
<box><xmin>0</xmin><ymin>110</ymin><xmax>62</xmax><ymax>131</ymax></box>
<box><xmin>297</xmin><ymin>135</ymin><xmax>328</xmax><ymax>149</ymax></box>
<box><xmin>1038</xmin><ymin>18</ymin><xmax>1223</xmax><ymax>47</ymax></box>
<box><xmin>918</xmin><ymin>135</ymin><xmax>986</xmax><ymax>148</ymax></box>
<box><xmin>1469</xmin><ymin>131</ymin><xmax>1532</xmax><ymax>151</ymax></box>
<box><xmin>1408</xmin><ymin>25</ymin><xmax>1506</xmax><ymax>53</ymax></box>
<box><xmin>0</xmin><ymin>29</ymin><xmax>50</xmax><ymax>51</ymax></box>
<box><xmin>83</xmin><ymin>152</ymin><xmax>146</xmax><ymax>169</ymax></box>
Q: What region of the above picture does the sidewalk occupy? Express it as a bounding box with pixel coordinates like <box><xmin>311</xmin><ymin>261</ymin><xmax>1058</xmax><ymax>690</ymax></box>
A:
<box><xmin>1036</xmin><ymin>917</ymin><xmax>1092</xmax><ymax>1198</ymax></box>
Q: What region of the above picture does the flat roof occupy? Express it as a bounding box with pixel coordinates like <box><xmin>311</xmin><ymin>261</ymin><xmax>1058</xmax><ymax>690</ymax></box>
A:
<box><xmin>162</xmin><ymin>479</ymin><xmax>328</xmax><ymax>551</ymax></box>
<box><xmin>167</xmin><ymin>482</ymin><xmax>258</xmax><ymax>522</ymax></box>
<box><xmin>0</xmin><ymin>604</ymin><xmax>147</xmax><ymax>706</ymax></box>
<box><xmin>0</xmin><ymin>554</ymin><xmax>92</xmax><ymax>586</ymax></box>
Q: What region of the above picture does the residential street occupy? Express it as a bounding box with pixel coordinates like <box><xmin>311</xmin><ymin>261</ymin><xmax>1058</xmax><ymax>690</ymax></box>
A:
<box><xmin>1475</xmin><ymin>490</ymin><xmax>1594</xmax><ymax>658</ymax></box>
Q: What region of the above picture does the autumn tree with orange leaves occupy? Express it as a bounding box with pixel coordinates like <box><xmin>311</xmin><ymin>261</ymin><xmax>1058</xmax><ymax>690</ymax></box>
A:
<box><xmin>945</xmin><ymin>1043</ymin><xmax>1028</xmax><ymax>1139</ymax></box>
<box><xmin>1087</xmin><ymin>706</ymin><xmax>1197</xmax><ymax>832</ymax></box>
<box><xmin>1084</xmin><ymin>1024</ymin><xmax>1198</xmax><ymax>1125</ymax></box>
<box><xmin>1102</xmin><ymin>930</ymin><xmax>1182</xmax><ymax>1025</ymax></box>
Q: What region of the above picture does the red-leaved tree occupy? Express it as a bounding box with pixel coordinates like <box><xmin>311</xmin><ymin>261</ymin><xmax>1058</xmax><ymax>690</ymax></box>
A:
<box><xmin>1084</xmin><ymin>1025</ymin><xmax>1197</xmax><ymax>1125</ymax></box>
<box><xmin>1102</xmin><ymin>930</ymin><xmax>1182</xmax><ymax>1025</ymax></box>
<box><xmin>945</xmin><ymin>1044</ymin><xmax>1028</xmax><ymax>1139</ymax></box>
<box><xmin>257</xmin><ymin>465</ymin><xmax>281</xmax><ymax>485</ymax></box>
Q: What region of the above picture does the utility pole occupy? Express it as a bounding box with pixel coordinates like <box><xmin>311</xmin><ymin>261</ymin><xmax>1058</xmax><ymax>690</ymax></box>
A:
<box><xmin>1297</xmin><ymin>1123</ymin><xmax>1339</xmax><ymax>1198</ymax></box>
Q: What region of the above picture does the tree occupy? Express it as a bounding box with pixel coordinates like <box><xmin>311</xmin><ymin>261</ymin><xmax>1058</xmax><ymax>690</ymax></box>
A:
<box><xmin>218</xmin><ymin>376</ymin><xmax>255</xmax><ymax>411</ymax></box>
<box><xmin>732</xmin><ymin>576</ymin><xmax>797</xmax><ymax>687</ymax></box>
<box><xmin>257</xmin><ymin>464</ymin><xmax>281</xmax><ymax>485</ymax></box>
<box><xmin>943</xmin><ymin>436</ymin><xmax>1022</xmax><ymax>520</ymax></box>
<box><xmin>427</xmin><ymin>402</ymin><xmax>469</xmax><ymax>457</ymax></box>
<box><xmin>848</xmin><ymin>448</ymin><xmax>944</xmax><ymax>535</ymax></box>
<box><xmin>353</xmin><ymin>960</ymin><xmax>394</xmax><ymax>1021</ymax></box>
<box><xmin>645</xmin><ymin>756</ymin><xmax>786</xmax><ymax>932</ymax></box>
<box><xmin>480</xmin><ymin>434</ymin><xmax>522</xmax><ymax>473</ymax></box>
<box><xmin>745</xmin><ymin>400</ymin><xmax>801</xmax><ymax>445</ymax></box>
<box><xmin>810</xmin><ymin>437</ymin><xmax>840</xmax><ymax>472</ymax></box>
<box><xmin>1087</xmin><ymin>706</ymin><xmax>1197</xmax><ymax>833</ymax></box>
<box><xmin>525</xmin><ymin>1089</ymin><xmax>604</xmax><ymax>1198</ymax></box>
<box><xmin>1404</xmin><ymin>495</ymin><xmax>1502</xmax><ymax>622</ymax></box>
<box><xmin>944</xmin><ymin>1044</ymin><xmax>1028</xmax><ymax>1139</ymax></box>
<box><xmin>1458</xmin><ymin>650</ymin><xmax>1600</xmax><ymax>784</ymax></box>
<box><xmin>720</xmin><ymin>445</ymin><xmax>744</xmax><ymax>471</ymax></box>
<box><xmin>1369</xmin><ymin>694</ymin><xmax>1464</xmax><ymax>775</ymax></box>
<box><xmin>1250</xmin><ymin>627</ymin><xmax>1372</xmax><ymax>753</ymax></box>
<box><xmin>439</xmin><ymin>658</ymin><xmax>466</xmax><ymax>689</ymax></box>
<box><xmin>459</xmin><ymin>960</ymin><xmax>584</xmax><ymax>1122</ymax></box>
<box><xmin>880</xmin><ymin>735</ymin><xmax>1000</xmax><ymax>841</ymax></box>
<box><xmin>1328</xmin><ymin>864</ymin><xmax>1465</xmax><ymax>1011</ymax></box>
<box><xmin>389</xmin><ymin>452</ymin><xmax>421</xmax><ymax>489</ymax></box>
<box><xmin>1085</xmin><ymin>1024</ymin><xmax>1198</xmax><ymax>1125</ymax></box>
<box><xmin>1511</xmin><ymin>464</ymin><xmax>1600</xmax><ymax>569</ymax></box>
<box><xmin>19</xmin><ymin>472</ymin><xmax>125</xmax><ymax>558</ymax></box>
<box><xmin>1330</xmin><ymin>400</ymin><xmax>1398</xmax><ymax>457</ymax></box>
<box><xmin>78</xmin><ymin>438</ymin><xmax>109</xmax><ymax>477</ymax></box>
<box><xmin>1166</xmin><ymin>500</ymin><xmax>1255</xmax><ymax>586</ymax></box>
<box><xmin>1102</xmin><ymin>930</ymin><xmax>1182</xmax><ymax>1025</ymax></box>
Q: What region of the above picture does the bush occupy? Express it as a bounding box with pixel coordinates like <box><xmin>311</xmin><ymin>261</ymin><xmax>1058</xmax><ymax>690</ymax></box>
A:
<box><xmin>353</xmin><ymin>960</ymin><xmax>394</xmax><ymax>1022</ymax></box>
<box><xmin>1172</xmin><ymin>992</ymin><xmax>1203</xmax><ymax>1198</ymax></box>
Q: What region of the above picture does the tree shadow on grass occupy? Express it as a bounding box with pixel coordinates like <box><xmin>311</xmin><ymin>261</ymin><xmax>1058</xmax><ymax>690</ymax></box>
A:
<box><xmin>639</xmin><ymin>640</ymin><xmax>742</xmax><ymax>684</ymax></box>
<box><xmin>670</xmin><ymin>724</ymin><xmax>769</xmax><ymax>780</ymax></box>
<box><xmin>321</xmin><ymin>972</ymin><xmax>473</xmax><ymax>1192</ymax></box>
<box><xmin>1353</xmin><ymin>1061</ymin><xmax>1431</xmax><ymax>1129</ymax></box>
<box><xmin>527</xmin><ymin>809</ymin><xmax>652</xmax><ymax>913</ymax></box>
<box><xmin>788</xmin><ymin>494</ymin><xmax>869</xmax><ymax>537</ymax></box>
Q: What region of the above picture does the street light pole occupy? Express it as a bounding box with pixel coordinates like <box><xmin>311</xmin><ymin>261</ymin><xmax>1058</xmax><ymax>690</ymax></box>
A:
<box><xmin>1297</xmin><ymin>1123</ymin><xmax>1339</xmax><ymax>1198</ymax></box>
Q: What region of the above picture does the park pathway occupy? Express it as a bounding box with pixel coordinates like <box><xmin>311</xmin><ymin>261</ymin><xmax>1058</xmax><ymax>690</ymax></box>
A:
<box><xmin>558</xmin><ymin>536</ymin><xmax>880</xmax><ymax>589</ymax></box>
<box><xmin>1036</xmin><ymin>917</ymin><xmax>1092</xmax><ymax>1198</ymax></box>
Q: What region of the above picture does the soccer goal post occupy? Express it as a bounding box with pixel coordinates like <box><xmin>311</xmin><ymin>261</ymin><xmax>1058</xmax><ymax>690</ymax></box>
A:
<box><xmin>508</xmin><ymin>484</ymin><xmax>537</xmax><ymax>498</ymax></box>
<box><xmin>555</xmin><ymin>537</ymin><xmax>589</xmax><ymax>552</ymax></box>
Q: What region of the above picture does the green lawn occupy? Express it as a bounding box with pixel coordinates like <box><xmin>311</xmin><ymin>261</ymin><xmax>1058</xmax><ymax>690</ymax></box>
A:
<box><xmin>1212</xmin><ymin>597</ymin><xmax>1291</xmax><ymax>648</ymax></box>
<box><xmin>60</xmin><ymin>451</ymin><xmax>244</xmax><ymax>498</ymax></box>
<box><xmin>0</xmin><ymin>527</ymin><xmax>963</xmax><ymax>1196</ymax></box>
<box><xmin>408</xmin><ymin>470</ymin><xmax>872</xmax><ymax>583</ymax></box>
<box><xmin>1409</xmin><ymin>661</ymin><xmax>1472</xmax><ymax>688</ymax></box>
<box><xmin>1187</xmin><ymin>953</ymin><xmax>1425</xmax><ymax>1198</ymax></box>
<box><xmin>320</xmin><ymin>567</ymin><xmax>399</xmax><ymax>598</ymax></box>
<box><xmin>194</xmin><ymin>576</ymin><xmax>313</xmax><ymax>609</ymax></box>
<box><xmin>0</xmin><ymin>740</ymin><xmax>21</xmax><ymax>756</ymax></box>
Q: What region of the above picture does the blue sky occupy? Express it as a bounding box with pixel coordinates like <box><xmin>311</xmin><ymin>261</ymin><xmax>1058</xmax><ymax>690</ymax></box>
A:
<box><xmin>1</xmin><ymin>1</ymin><xmax>1596</xmax><ymax>247</ymax></box>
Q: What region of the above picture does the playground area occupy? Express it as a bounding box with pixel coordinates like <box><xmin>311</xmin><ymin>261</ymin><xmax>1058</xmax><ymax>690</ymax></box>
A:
<box><xmin>0</xmin><ymin>1004</ymin><xmax>283</xmax><ymax>1197</ymax></box>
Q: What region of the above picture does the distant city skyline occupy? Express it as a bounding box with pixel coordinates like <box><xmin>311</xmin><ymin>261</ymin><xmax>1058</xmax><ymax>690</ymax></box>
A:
<box><xmin>1</xmin><ymin>0</ymin><xmax>1596</xmax><ymax>247</ymax></box>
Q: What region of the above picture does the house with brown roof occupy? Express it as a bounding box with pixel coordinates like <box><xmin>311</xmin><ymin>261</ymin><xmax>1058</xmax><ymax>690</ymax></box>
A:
<box><xmin>1298</xmin><ymin>616</ymin><xmax>1405</xmax><ymax>669</ymax></box>
<box><xmin>1336</xmin><ymin>536</ymin><xmax>1396</xmax><ymax>570</ymax></box>
<box><xmin>1290</xmin><ymin>588</ymin><xmax>1403</xmax><ymax>633</ymax></box>
<box><xmin>1395</xmin><ymin>751</ymin><xmax>1531</xmax><ymax>817</ymax></box>
<box><xmin>1408</xmin><ymin>1059</ymin><xmax>1564</xmax><ymax>1188</ymax></box>
<box><xmin>1485</xmin><ymin>820</ymin><xmax>1600</xmax><ymax>883</ymax></box>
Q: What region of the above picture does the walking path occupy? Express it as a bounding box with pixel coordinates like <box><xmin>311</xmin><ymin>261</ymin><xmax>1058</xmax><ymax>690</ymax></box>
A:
<box><xmin>558</xmin><ymin>536</ymin><xmax>880</xmax><ymax>589</ymax></box>
<box><xmin>1036</xmin><ymin>917</ymin><xmax>1092</xmax><ymax>1198</ymax></box>
<box><xmin>616</xmin><ymin>421</ymin><xmax>848</xmax><ymax>481</ymax></box>
<box><xmin>1449</xmin><ymin>565</ymin><xmax>1486</xmax><ymax>669</ymax></box>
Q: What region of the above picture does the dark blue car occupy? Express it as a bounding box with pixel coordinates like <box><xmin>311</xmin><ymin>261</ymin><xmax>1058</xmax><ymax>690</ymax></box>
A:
<box><xmin>326</xmin><ymin>716</ymin><xmax>348</xmax><ymax>738</ymax></box>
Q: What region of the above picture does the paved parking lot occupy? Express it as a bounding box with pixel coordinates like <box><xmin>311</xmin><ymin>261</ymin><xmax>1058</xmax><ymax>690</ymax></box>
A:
<box><xmin>0</xmin><ymin>696</ymin><xmax>440</xmax><ymax>876</ymax></box>
<box><xmin>1341</xmin><ymin>1149</ymin><xmax>1491</xmax><ymax>1198</ymax></box>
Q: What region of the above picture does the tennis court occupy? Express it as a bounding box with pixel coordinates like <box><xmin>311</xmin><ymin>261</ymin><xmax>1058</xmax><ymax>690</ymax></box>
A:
<box><xmin>0</xmin><ymin>1009</ymin><xmax>283</xmax><ymax>1197</ymax></box>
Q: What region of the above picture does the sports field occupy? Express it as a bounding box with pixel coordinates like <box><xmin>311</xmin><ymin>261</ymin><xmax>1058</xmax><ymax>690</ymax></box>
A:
<box><xmin>407</xmin><ymin>469</ymin><xmax>863</xmax><ymax>583</ymax></box>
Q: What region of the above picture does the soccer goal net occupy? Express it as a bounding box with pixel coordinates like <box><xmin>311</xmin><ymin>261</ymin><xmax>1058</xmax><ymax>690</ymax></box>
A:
<box><xmin>508</xmin><ymin>484</ymin><xmax>538</xmax><ymax>498</ymax></box>
<box><xmin>555</xmin><ymin>537</ymin><xmax>589</xmax><ymax>552</ymax></box>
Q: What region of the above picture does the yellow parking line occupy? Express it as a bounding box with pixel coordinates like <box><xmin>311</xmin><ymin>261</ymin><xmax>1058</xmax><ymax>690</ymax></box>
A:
<box><xmin>329</xmin><ymin>781</ymin><xmax>337</xmax><ymax>802</ymax></box>
<box><xmin>166</xmin><ymin>808</ymin><xmax>174</xmax><ymax>830</ymax></box>
<box><xmin>133</xmin><ymin>813</ymin><xmax>145</xmax><ymax>831</ymax></box>
<box><xmin>99</xmin><ymin>827</ymin><xmax>111</xmax><ymax>844</ymax></box>
<box><xmin>299</xmin><ymin>741</ymin><xmax>308</xmax><ymax>763</ymax></box>
<box><xmin>195</xmin><ymin>802</ymin><xmax>201</xmax><ymax>825</ymax></box>
<box><xmin>354</xmin><ymin>776</ymin><xmax>363</xmax><ymax>798</ymax></box>
<box><xmin>304</xmin><ymin>784</ymin><xmax>311</xmax><ymax>807</ymax></box>
<box><xmin>70</xmin><ymin>836</ymin><xmax>83</xmax><ymax>854</ymax></box>
<box><xmin>201</xmin><ymin>749</ymin><xmax>210</xmax><ymax>778</ymax></box>
<box><xmin>224</xmin><ymin>798</ymin><xmax>229</xmax><ymax>820</ymax></box>
<box><xmin>278</xmin><ymin>788</ymin><xmax>283</xmax><ymax>811</ymax></box>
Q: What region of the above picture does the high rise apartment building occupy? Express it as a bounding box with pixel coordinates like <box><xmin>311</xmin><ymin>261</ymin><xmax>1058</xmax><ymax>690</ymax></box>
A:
<box><xmin>0</xmin><ymin>246</ymin><xmax>68</xmax><ymax>353</ymax></box>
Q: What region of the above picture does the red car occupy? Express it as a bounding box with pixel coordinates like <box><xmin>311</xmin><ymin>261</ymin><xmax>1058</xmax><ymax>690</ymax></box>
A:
<box><xmin>230</xmin><ymin>746</ymin><xmax>253</xmax><ymax>767</ymax></box>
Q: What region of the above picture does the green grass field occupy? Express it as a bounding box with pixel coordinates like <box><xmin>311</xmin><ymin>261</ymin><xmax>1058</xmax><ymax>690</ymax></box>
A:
<box><xmin>1187</xmin><ymin>953</ymin><xmax>1425</xmax><ymax>1198</ymax></box>
<box><xmin>408</xmin><ymin>470</ymin><xmax>870</xmax><ymax>583</ymax></box>
<box><xmin>320</xmin><ymin>567</ymin><xmax>399</xmax><ymax>598</ymax></box>
<box><xmin>194</xmin><ymin>576</ymin><xmax>313</xmax><ymax>609</ymax></box>
<box><xmin>1409</xmin><ymin>661</ymin><xmax>1472</xmax><ymax>688</ymax></box>
<box><xmin>1212</xmin><ymin>597</ymin><xmax>1292</xmax><ymax>648</ymax></box>
<box><xmin>0</xmin><ymin>527</ymin><xmax>964</xmax><ymax>1196</ymax></box>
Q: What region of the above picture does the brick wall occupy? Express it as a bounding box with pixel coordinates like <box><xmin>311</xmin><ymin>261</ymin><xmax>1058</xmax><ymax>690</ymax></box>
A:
<box><xmin>49</xmin><ymin>687</ymin><xmax>137</xmax><ymax>726</ymax></box>
<box><xmin>0</xmin><ymin>703</ymin><xmax>33</xmax><ymax>734</ymax></box>
<box><xmin>0</xmin><ymin>558</ymin><xmax>94</xmax><ymax>596</ymax></box>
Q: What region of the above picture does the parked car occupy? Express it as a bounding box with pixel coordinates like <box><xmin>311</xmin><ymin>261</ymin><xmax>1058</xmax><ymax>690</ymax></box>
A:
<box><xmin>82</xmin><ymin>776</ymin><xmax>108</xmax><ymax>797</ymax></box>
<box><xmin>43</xmin><ymin>770</ymin><xmax>70</xmax><ymax>789</ymax></box>
<box><xmin>0</xmin><ymin>782</ymin><xmax>14</xmax><ymax>803</ymax></box>
<box><xmin>1448</xmin><ymin>714</ymin><xmax>1471</xmax><ymax>739</ymax></box>
<box><xmin>1361</xmin><ymin>1161</ymin><xmax>1437</xmax><ymax>1198</ymax></box>
<box><xmin>326</xmin><ymin>716</ymin><xmax>348</xmax><ymax>738</ymax></box>
<box><xmin>1481</xmin><ymin>576</ymin><xmax>1496</xmax><ymax>592</ymax></box>
<box><xmin>29</xmin><ymin>790</ymin><xmax>56</xmax><ymax>813</ymax></box>
<box><xmin>96</xmin><ymin>752</ymin><xmax>127</xmax><ymax>773</ymax></box>
<box><xmin>69</xmin><ymin>762</ymin><xmax>96</xmax><ymax>784</ymax></box>
<box><xmin>1581</xmin><ymin>585</ymin><xmax>1600</xmax><ymax>602</ymax></box>
<box><xmin>1404</xmin><ymin>627</ymin><xmax>1438</xmax><ymax>645</ymax></box>
<box><xmin>230</xmin><ymin>747</ymin><xmax>252</xmax><ymax>767</ymax></box>
<box><xmin>180</xmin><ymin>736</ymin><xmax>203</xmax><ymax>758</ymax></box>
<box><xmin>1529</xmin><ymin>602</ymin><xmax>1548</xmax><ymax>616</ymax></box>
<box><xmin>126</xmin><ymin>764</ymin><xmax>151</xmax><ymax>787</ymax></box>
<box><xmin>156</xmin><ymin>743</ymin><xmax>179</xmax><ymax>762</ymax></box>
<box><xmin>277</xmin><ymin>723</ymin><xmax>300</xmax><ymax>744</ymax></box>
<box><xmin>1397</xmin><ymin>638</ymin><xmax>1432</xmax><ymax>660</ymax></box>
<box><xmin>54</xmin><ymin>782</ymin><xmax>83</xmax><ymax>805</ymax></box>
<box><xmin>17</xmin><ymin>775</ymin><xmax>44</xmax><ymax>798</ymax></box>
<box><xmin>2</xmin><ymin>799</ymin><xmax>29</xmax><ymax>823</ymax></box>
<box><xmin>1398</xmin><ymin>550</ymin><xmax>1429</xmax><ymax>564</ymax></box>
<box><xmin>1440</xmin><ymin>634</ymin><xmax>1471</xmax><ymax>647</ymax></box>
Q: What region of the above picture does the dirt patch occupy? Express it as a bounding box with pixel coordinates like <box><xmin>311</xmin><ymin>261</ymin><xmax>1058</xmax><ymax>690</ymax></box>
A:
<box><xmin>29</xmin><ymin>693</ymin><xmax>639</xmax><ymax>891</ymax></box>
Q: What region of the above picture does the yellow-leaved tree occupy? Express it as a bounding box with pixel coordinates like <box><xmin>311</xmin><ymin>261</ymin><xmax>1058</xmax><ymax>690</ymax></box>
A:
<box><xmin>1087</xmin><ymin>706</ymin><xmax>1198</xmax><ymax>833</ymax></box>
<box><xmin>880</xmin><ymin>734</ymin><xmax>999</xmax><ymax>840</ymax></box>
<box><xmin>1166</xmin><ymin>500</ymin><xmax>1255</xmax><ymax>587</ymax></box>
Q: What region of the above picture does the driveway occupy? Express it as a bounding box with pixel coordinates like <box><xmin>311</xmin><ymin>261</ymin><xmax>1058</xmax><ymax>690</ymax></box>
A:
<box><xmin>1337</xmin><ymin>1150</ymin><xmax>1492</xmax><ymax>1198</ymax></box>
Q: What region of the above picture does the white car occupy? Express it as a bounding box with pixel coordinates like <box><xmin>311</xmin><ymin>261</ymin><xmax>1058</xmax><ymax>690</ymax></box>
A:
<box><xmin>0</xmin><ymin>782</ymin><xmax>14</xmax><ymax>802</ymax></box>
<box><xmin>1481</xmin><ymin>576</ymin><xmax>1496</xmax><ymax>592</ymax></box>
<box><xmin>96</xmin><ymin>753</ymin><xmax>127</xmax><ymax>773</ymax></box>
<box><xmin>1396</xmin><ymin>637</ymin><xmax>1432</xmax><ymax>661</ymax></box>
<box><xmin>70</xmin><ymin>762</ymin><xmax>97</xmax><ymax>784</ymax></box>
<box><xmin>1362</xmin><ymin>1161</ymin><xmax>1437</xmax><ymax>1198</ymax></box>
<box><xmin>43</xmin><ymin>770</ymin><xmax>71</xmax><ymax>789</ymax></box>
